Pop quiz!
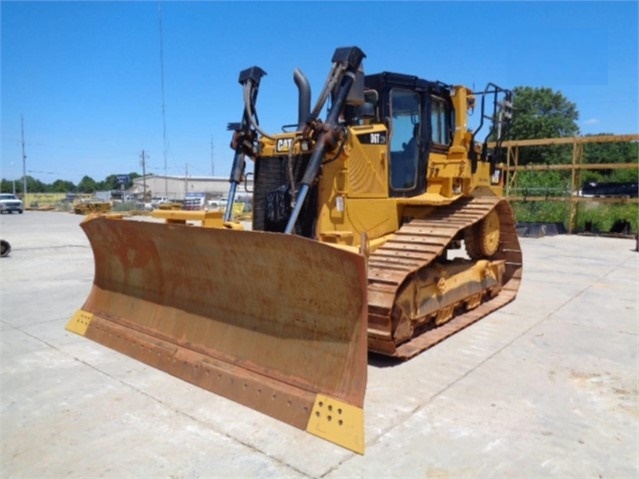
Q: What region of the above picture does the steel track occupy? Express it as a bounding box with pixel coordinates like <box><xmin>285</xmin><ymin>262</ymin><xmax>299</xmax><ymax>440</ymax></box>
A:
<box><xmin>366</xmin><ymin>196</ymin><xmax>523</xmax><ymax>359</ymax></box>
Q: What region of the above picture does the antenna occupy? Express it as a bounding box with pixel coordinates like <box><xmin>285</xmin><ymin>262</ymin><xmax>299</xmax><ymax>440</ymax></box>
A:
<box><xmin>158</xmin><ymin>2</ymin><xmax>168</xmax><ymax>197</ymax></box>
<box><xmin>21</xmin><ymin>115</ymin><xmax>27</xmax><ymax>198</ymax></box>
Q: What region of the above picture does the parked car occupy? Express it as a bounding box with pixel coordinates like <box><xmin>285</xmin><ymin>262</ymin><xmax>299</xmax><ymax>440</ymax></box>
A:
<box><xmin>0</xmin><ymin>193</ymin><xmax>24</xmax><ymax>214</ymax></box>
<box><xmin>143</xmin><ymin>196</ymin><xmax>170</xmax><ymax>211</ymax></box>
<box><xmin>151</xmin><ymin>196</ymin><xmax>170</xmax><ymax>207</ymax></box>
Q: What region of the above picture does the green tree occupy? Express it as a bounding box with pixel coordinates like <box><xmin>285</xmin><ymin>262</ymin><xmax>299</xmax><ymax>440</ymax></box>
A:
<box><xmin>507</xmin><ymin>88</ymin><xmax>637</xmax><ymax>233</ymax></box>
<box><xmin>2</xmin><ymin>172</ymin><xmax>144</xmax><ymax>195</ymax></box>
<box><xmin>51</xmin><ymin>179</ymin><xmax>76</xmax><ymax>193</ymax></box>
<box><xmin>511</xmin><ymin>86</ymin><xmax>579</xmax><ymax>169</ymax></box>
<box><xmin>0</xmin><ymin>177</ymin><xmax>42</xmax><ymax>193</ymax></box>
<box><xmin>509</xmin><ymin>87</ymin><xmax>581</xmax><ymax>194</ymax></box>
<box><xmin>99</xmin><ymin>173</ymin><xmax>139</xmax><ymax>191</ymax></box>
<box><xmin>507</xmin><ymin>87</ymin><xmax>581</xmax><ymax>226</ymax></box>
<box><xmin>581</xmin><ymin>134</ymin><xmax>639</xmax><ymax>183</ymax></box>
<box><xmin>0</xmin><ymin>179</ymin><xmax>17</xmax><ymax>194</ymax></box>
<box><xmin>7</xmin><ymin>175</ymin><xmax>47</xmax><ymax>193</ymax></box>
<box><xmin>510</xmin><ymin>86</ymin><xmax>580</xmax><ymax>141</ymax></box>
<box><xmin>100</xmin><ymin>174</ymin><xmax>120</xmax><ymax>191</ymax></box>
<box><xmin>77</xmin><ymin>175</ymin><xmax>98</xmax><ymax>193</ymax></box>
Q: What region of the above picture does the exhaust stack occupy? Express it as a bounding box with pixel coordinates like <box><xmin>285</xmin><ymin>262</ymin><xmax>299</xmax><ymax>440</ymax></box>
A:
<box><xmin>294</xmin><ymin>68</ymin><xmax>311</xmax><ymax>131</ymax></box>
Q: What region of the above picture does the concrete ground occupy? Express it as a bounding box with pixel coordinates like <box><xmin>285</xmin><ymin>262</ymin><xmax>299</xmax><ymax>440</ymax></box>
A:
<box><xmin>1</xmin><ymin>211</ymin><xmax>637</xmax><ymax>478</ymax></box>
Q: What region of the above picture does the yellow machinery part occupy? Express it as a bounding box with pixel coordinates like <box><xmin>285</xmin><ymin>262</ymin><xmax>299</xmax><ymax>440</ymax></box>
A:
<box><xmin>66</xmin><ymin>309</ymin><xmax>93</xmax><ymax>335</ymax></box>
<box><xmin>73</xmin><ymin>201</ymin><xmax>112</xmax><ymax>215</ymax></box>
<box><xmin>367</xmin><ymin>196</ymin><xmax>522</xmax><ymax>358</ymax></box>
<box><xmin>151</xmin><ymin>209</ymin><xmax>225</xmax><ymax>228</ymax></box>
<box><xmin>306</xmin><ymin>394</ymin><xmax>365</xmax><ymax>454</ymax></box>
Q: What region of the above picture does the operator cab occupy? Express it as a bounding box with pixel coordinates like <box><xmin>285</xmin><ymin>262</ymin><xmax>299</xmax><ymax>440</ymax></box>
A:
<box><xmin>359</xmin><ymin>73</ymin><xmax>455</xmax><ymax>198</ymax></box>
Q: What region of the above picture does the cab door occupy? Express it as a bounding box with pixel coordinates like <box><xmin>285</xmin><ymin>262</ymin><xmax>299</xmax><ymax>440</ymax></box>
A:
<box><xmin>388</xmin><ymin>88</ymin><xmax>427</xmax><ymax>197</ymax></box>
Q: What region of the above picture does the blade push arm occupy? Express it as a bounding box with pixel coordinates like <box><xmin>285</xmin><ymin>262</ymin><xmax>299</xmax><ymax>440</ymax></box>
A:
<box><xmin>225</xmin><ymin>66</ymin><xmax>267</xmax><ymax>223</ymax></box>
<box><xmin>284</xmin><ymin>46</ymin><xmax>366</xmax><ymax>234</ymax></box>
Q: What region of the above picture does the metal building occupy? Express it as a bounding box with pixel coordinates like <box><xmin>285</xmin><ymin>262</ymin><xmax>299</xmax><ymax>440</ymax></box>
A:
<box><xmin>129</xmin><ymin>175</ymin><xmax>253</xmax><ymax>201</ymax></box>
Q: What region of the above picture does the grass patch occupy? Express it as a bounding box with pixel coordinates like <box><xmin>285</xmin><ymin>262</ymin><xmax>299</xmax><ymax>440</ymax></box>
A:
<box><xmin>511</xmin><ymin>201</ymin><xmax>637</xmax><ymax>234</ymax></box>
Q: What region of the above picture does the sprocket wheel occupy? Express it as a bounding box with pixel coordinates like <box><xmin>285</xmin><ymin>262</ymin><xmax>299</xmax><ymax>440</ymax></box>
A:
<box><xmin>464</xmin><ymin>209</ymin><xmax>501</xmax><ymax>259</ymax></box>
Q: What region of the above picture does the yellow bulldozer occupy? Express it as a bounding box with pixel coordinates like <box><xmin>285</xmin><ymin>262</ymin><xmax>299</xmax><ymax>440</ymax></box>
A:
<box><xmin>67</xmin><ymin>46</ymin><xmax>522</xmax><ymax>454</ymax></box>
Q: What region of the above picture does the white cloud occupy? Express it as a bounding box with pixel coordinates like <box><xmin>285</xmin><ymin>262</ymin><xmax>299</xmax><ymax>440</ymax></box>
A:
<box><xmin>583</xmin><ymin>118</ymin><xmax>600</xmax><ymax>125</ymax></box>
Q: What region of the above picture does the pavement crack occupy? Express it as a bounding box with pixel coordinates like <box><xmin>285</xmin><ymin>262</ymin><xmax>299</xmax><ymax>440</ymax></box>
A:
<box><xmin>347</xmin><ymin>254</ymin><xmax>637</xmax><ymax>459</ymax></box>
<box><xmin>61</xmin><ymin>343</ymin><xmax>313</xmax><ymax>478</ymax></box>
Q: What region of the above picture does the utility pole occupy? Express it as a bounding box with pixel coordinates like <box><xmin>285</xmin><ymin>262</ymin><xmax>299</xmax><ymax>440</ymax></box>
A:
<box><xmin>10</xmin><ymin>163</ymin><xmax>16</xmax><ymax>195</ymax></box>
<box><xmin>184</xmin><ymin>162</ymin><xmax>188</xmax><ymax>196</ymax></box>
<box><xmin>140</xmin><ymin>150</ymin><xmax>148</xmax><ymax>202</ymax></box>
<box><xmin>210</xmin><ymin>138</ymin><xmax>215</xmax><ymax>176</ymax></box>
<box><xmin>20</xmin><ymin>115</ymin><xmax>27</xmax><ymax>200</ymax></box>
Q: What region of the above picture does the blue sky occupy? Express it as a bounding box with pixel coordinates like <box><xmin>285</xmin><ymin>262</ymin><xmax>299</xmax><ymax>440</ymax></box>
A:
<box><xmin>1</xmin><ymin>1</ymin><xmax>637</xmax><ymax>185</ymax></box>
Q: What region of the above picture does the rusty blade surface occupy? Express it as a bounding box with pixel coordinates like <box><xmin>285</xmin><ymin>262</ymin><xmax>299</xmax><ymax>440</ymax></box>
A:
<box><xmin>78</xmin><ymin>216</ymin><xmax>368</xmax><ymax>431</ymax></box>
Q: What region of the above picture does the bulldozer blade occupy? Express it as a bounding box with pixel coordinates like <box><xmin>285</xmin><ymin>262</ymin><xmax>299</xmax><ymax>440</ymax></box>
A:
<box><xmin>67</xmin><ymin>215</ymin><xmax>368</xmax><ymax>453</ymax></box>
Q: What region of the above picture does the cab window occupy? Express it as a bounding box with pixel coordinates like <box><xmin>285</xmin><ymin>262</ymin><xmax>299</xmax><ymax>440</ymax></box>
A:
<box><xmin>389</xmin><ymin>89</ymin><xmax>420</xmax><ymax>190</ymax></box>
<box><xmin>431</xmin><ymin>97</ymin><xmax>450</xmax><ymax>145</ymax></box>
